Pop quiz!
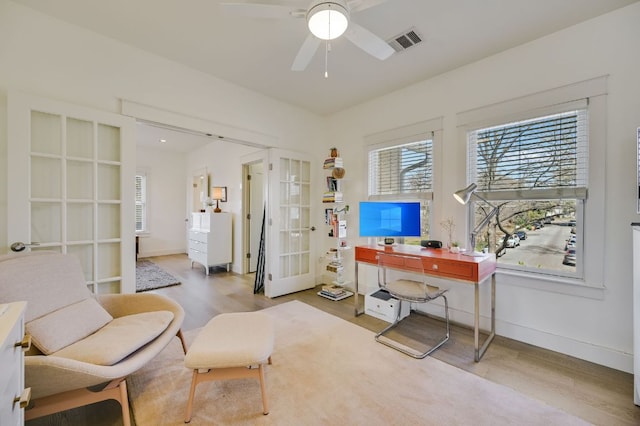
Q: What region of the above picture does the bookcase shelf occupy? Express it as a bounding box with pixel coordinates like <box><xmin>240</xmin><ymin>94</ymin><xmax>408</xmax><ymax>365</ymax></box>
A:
<box><xmin>321</xmin><ymin>153</ymin><xmax>350</xmax><ymax>300</ymax></box>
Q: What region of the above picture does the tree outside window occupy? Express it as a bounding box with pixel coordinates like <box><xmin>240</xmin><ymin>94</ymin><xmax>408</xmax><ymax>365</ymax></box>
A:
<box><xmin>468</xmin><ymin>109</ymin><xmax>587</xmax><ymax>276</ymax></box>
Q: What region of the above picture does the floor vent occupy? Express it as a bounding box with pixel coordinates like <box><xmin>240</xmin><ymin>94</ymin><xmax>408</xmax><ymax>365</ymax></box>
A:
<box><xmin>387</xmin><ymin>28</ymin><xmax>423</xmax><ymax>52</ymax></box>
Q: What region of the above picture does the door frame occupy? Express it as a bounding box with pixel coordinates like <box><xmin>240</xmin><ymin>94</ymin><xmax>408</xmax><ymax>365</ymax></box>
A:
<box><xmin>241</xmin><ymin>151</ymin><xmax>269</xmax><ymax>275</ymax></box>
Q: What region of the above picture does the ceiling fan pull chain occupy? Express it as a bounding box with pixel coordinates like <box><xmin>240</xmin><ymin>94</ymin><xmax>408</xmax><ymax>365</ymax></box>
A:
<box><xmin>325</xmin><ymin>40</ymin><xmax>329</xmax><ymax>78</ymax></box>
<box><xmin>324</xmin><ymin>8</ymin><xmax>332</xmax><ymax>78</ymax></box>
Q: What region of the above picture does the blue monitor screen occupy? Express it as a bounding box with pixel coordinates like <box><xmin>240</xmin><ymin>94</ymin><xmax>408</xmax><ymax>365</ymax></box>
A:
<box><xmin>359</xmin><ymin>201</ymin><xmax>421</xmax><ymax>237</ymax></box>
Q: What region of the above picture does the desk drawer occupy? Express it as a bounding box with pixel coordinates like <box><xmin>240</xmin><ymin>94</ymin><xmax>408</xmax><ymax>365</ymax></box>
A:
<box><xmin>423</xmin><ymin>258</ymin><xmax>475</xmax><ymax>280</ymax></box>
<box><xmin>355</xmin><ymin>247</ymin><xmax>380</xmax><ymax>264</ymax></box>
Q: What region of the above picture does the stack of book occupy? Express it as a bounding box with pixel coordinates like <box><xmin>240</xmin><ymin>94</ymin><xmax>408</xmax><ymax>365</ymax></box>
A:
<box><xmin>318</xmin><ymin>284</ymin><xmax>353</xmax><ymax>301</ymax></box>
<box><xmin>322</xmin><ymin>191</ymin><xmax>343</xmax><ymax>203</ymax></box>
<box><xmin>326</xmin><ymin>262</ymin><xmax>343</xmax><ymax>273</ymax></box>
<box><xmin>323</xmin><ymin>157</ymin><xmax>344</xmax><ymax>169</ymax></box>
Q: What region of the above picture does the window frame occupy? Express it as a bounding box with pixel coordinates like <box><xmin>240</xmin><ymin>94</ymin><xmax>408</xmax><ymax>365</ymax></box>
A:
<box><xmin>467</xmin><ymin>108</ymin><xmax>588</xmax><ymax>279</ymax></box>
<box><xmin>456</xmin><ymin>77</ymin><xmax>607</xmax><ymax>298</ymax></box>
<box><xmin>364</xmin><ymin>118</ymin><xmax>443</xmax><ymax>244</ymax></box>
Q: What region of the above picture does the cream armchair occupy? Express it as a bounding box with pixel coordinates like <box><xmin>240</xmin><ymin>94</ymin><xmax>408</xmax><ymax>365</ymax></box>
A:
<box><xmin>0</xmin><ymin>251</ymin><xmax>186</xmax><ymax>425</ymax></box>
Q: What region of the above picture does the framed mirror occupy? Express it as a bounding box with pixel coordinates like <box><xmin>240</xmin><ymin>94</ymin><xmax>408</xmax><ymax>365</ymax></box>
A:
<box><xmin>192</xmin><ymin>168</ymin><xmax>209</xmax><ymax>212</ymax></box>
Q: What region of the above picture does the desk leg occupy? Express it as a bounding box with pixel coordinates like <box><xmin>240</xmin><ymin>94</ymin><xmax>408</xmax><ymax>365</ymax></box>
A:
<box><xmin>474</xmin><ymin>273</ymin><xmax>496</xmax><ymax>362</ymax></box>
<box><xmin>354</xmin><ymin>262</ymin><xmax>363</xmax><ymax>316</ymax></box>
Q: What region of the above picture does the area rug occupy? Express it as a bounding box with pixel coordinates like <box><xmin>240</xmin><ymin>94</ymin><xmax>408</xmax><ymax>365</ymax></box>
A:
<box><xmin>128</xmin><ymin>301</ymin><xmax>590</xmax><ymax>426</ymax></box>
<box><xmin>135</xmin><ymin>260</ymin><xmax>181</xmax><ymax>292</ymax></box>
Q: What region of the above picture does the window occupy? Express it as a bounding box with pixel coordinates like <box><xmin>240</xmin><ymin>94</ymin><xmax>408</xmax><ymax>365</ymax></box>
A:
<box><xmin>458</xmin><ymin>76</ymin><xmax>607</xmax><ymax>289</ymax></box>
<box><xmin>467</xmin><ymin>109</ymin><xmax>587</xmax><ymax>277</ymax></box>
<box><xmin>135</xmin><ymin>173</ymin><xmax>147</xmax><ymax>233</ymax></box>
<box><xmin>366</xmin><ymin>118</ymin><xmax>442</xmax><ymax>244</ymax></box>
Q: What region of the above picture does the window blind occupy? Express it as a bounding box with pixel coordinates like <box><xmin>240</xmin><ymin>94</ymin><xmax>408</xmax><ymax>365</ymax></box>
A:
<box><xmin>468</xmin><ymin>109</ymin><xmax>588</xmax><ymax>199</ymax></box>
<box><xmin>135</xmin><ymin>174</ymin><xmax>146</xmax><ymax>232</ymax></box>
<box><xmin>368</xmin><ymin>139</ymin><xmax>433</xmax><ymax>199</ymax></box>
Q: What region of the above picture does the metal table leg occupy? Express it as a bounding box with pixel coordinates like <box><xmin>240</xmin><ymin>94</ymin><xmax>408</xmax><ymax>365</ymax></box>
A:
<box><xmin>474</xmin><ymin>273</ymin><xmax>496</xmax><ymax>362</ymax></box>
<box><xmin>354</xmin><ymin>262</ymin><xmax>364</xmax><ymax>316</ymax></box>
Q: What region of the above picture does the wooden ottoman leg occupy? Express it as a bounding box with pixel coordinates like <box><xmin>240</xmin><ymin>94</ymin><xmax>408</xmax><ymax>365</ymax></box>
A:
<box><xmin>177</xmin><ymin>329</ymin><xmax>188</xmax><ymax>355</ymax></box>
<box><xmin>184</xmin><ymin>370</ymin><xmax>199</xmax><ymax>423</ymax></box>
<box><xmin>258</xmin><ymin>364</ymin><xmax>269</xmax><ymax>415</ymax></box>
<box><xmin>119</xmin><ymin>380</ymin><xmax>131</xmax><ymax>426</ymax></box>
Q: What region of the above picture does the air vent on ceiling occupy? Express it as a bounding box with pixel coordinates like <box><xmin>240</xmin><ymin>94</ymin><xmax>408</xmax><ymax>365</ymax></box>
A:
<box><xmin>387</xmin><ymin>27</ymin><xmax>423</xmax><ymax>53</ymax></box>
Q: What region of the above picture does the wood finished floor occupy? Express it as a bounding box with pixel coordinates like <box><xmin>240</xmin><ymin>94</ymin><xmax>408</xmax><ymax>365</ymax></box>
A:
<box><xmin>27</xmin><ymin>254</ymin><xmax>640</xmax><ymax>425</ymax></box>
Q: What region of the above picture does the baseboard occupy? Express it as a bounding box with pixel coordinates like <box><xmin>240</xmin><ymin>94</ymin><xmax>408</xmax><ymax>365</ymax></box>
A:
<box><xmin>497</xmin><ymin>320</ymin><xmax>633</xmax><ymax>373</ymax></box>
<box><xmin>415</xmin><ymin>303</ymin><xmax>633</xmax><ymax>373</ymax></box>
<box><xmin>138</xmin><ymin>249</ymin><xmax>186</xmax><ymax>258</ymax></box>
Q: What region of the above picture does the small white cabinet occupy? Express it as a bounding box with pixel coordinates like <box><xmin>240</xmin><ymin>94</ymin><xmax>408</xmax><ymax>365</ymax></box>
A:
<box><xmin>0</xmin><ymin>301</ymin><xmax>29</xmax><ymax>425</ymax></box>
<box><xmin>189</xmin><ymin>212</ymin><xmax>232</xmax><ymax>275</ymax></box>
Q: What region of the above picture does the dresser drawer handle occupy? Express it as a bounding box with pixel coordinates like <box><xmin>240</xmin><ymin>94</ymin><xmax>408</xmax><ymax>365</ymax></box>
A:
<box><xmin>432</xmin><ymin>264</ymin><xmax>439</xmax><ymax>270</ymax></box>
<box><xmin>14</xmin><ymin>387</ymin><xmax>31</xmax><ymax>409</ymax></box>
<box><xmin>15</xmin><ymin>334</ymin><xmax>31</xmax><ymax>351</ymax></box>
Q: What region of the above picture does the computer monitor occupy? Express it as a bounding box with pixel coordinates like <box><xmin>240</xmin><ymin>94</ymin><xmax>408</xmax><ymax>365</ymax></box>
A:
<box><xmin>359</xmin><ymin>201</ymin><xmax>421</xmax><ymax>240</ymax></box>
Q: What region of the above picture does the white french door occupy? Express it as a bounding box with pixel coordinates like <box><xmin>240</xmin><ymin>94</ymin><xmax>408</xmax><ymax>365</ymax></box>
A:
<box><xmin>266</xmin><ymin>149</ymin><xmax>316</xmax><ymax>297</ymax></box>
<box><xmin>7</xmin><ymin>92</ymin><xmax>136</xmax><ymax>293</ymax></box>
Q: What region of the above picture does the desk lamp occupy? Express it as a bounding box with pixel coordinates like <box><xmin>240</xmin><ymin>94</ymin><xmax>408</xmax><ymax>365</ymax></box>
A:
<box><xmin>211</xmin><ymin>186</ymin><xmax>225</xmax><ymax>213</ymax></box>
<box><xmin>453</xmin><ymin>183</ymin><xmax>499</xmax><ymax>257</ymax></box>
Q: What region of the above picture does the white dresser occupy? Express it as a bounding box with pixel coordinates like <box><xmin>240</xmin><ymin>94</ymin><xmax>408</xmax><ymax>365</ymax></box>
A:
<box><xmin>189</xmin><ymin>212</ymin><xmax>232</xmax><ymax>275</ymax></box>
<box><xmin>0</xmin><ymin>301</ymin><xmax>29</xmax><ymax>425</ymax></box>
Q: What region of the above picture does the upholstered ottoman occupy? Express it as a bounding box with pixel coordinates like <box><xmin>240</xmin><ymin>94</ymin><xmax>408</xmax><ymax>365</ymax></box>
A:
<box><xmin>184</xmin><ymin>311</ymin><xmax>274</xmax><ymax>423</ymax></box>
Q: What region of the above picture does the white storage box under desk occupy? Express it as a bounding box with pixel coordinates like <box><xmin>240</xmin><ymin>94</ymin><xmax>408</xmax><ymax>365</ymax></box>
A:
<box><xmin>365</xmin><ymin>289</ymin><xmax>410</xmax><ymax>323</ymax></box>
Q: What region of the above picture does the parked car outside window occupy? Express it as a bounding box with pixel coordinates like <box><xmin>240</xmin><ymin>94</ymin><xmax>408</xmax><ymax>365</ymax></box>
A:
<box><xmin>563</xmin><ymin>247</ymin><xmax>576</xmax><ymax>266</ymax></box>
<box><xmin>516</xmin><ymin>230</ymin><xmax>527</xmax><ymax>240</ymax></box>
<box><xmin>499</xmin><ymin>235</ymin><xmax>520</xmax><ymax>248</ymax></box>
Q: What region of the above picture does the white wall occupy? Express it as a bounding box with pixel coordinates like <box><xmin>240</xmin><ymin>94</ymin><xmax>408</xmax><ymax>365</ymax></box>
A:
<box><xmin>185</xmin><ymin>139</ymin><xmax>263</xmax><ymax>274</ymax></box>
<box><xmin>0</xmin><ymin>1</ymin><xmax>325</xmax><ymax>261</ymax></box>
<box><xmin>136</xmin><ymin>145</ymin><xmax>188</xmax><ymax>257</ymax></box>
<box><xmin>1</xmin><ymin>0</ymin><xmax>639</xmax><ymax>373</ymax></box>
<box><xmin>326</xmin><ymin>3</ymin><xmax>640</xmax><ymax>372</ymax></box>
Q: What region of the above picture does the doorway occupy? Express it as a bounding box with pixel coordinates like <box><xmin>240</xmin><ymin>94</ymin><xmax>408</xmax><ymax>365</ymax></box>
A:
<box><xmin>244</xmin><ymin>161</ymin><xmax>264</xmax><ymax>273</ymax></box>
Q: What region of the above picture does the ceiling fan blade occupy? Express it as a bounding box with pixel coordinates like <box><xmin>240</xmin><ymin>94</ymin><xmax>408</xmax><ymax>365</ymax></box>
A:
<box><xmin>344</xmin><ymin>22</ymin><xmax>394</xmax><ymax>60</ymax></box>
<box><xmin>220</xmin><ymin>2</ymin><xmax>300</xmax><ymax>19</ymax></box>
<box><xmin>291</xmin><ymin>34</ymin><xmax>322</xmax><ymax>71</ymax></box>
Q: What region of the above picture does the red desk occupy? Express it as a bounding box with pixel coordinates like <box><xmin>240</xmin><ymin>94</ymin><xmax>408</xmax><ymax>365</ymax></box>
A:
<box><xmin>354</xmin><ymin>244</ymin><xmax>497</xmax><ymax>361</ymax></box>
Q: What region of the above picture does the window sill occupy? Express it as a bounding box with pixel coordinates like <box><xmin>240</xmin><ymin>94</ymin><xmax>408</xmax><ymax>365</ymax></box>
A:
<box><xmin>496</xmin><ymin>268</ymin><xmax>605</xmax><ymax>300</ymax></box>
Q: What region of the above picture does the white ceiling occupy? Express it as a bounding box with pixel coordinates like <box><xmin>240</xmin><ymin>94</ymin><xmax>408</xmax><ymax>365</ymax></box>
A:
<box><xmin>14</xmin><ymin>0</ymin><xmax>637</xmax><ymax>117</ymax></box>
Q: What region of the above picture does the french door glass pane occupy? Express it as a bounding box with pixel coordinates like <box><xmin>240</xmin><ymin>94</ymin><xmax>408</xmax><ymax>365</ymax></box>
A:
<box><xmin>97</xmin><ymin>164</ymin><xmax>120</xmax><ymax>200</ymax></box>
<box><xmin>97</xmin><ymin>242</ymin><xmax>120</xmax><ymax>280</ymax></box>
<box><xmin>67</xmin><ymin>244</ymin><xmax>94</xmax><ymax>282</ymax></box>
<box><xmin>98</xmin><ymin>204</ymin><xmax>120</xmax><ymax>240</ymax></box>
<box><xmin>279</xmin><ymin>254</ymin><xmax>290</xmax><ymax>277</ymax></box>
<box><xmin>67</xmin><ymin>160</ymin><xmax>94</xmax><ymax>199</ymax></box>
<box><xmin>67</xmin><ymin>203</ymin><xmax>93</xmax><ymax>241</ymax></box>
<box><xmin>31</xmin><ymin>111</ymin><xmax>61</xmax><ymax>155</ymax></box>
<box><xmin>67</xmin><ymin>118</ymin><xmax>94</xmax><ymax>159</ymax></box>
<box><xmin>98</xmin><ymin>124</ymin><xmax>120</xmax><ymax>162</ymax></box>
<box><xmin>31</xmin><ymin>202</ymin><xmax>61</xmax><ymax>243</ymax></box>
<box><xmin>290</xmin><ymin>253</ymin><xmax>300</xmax><ymax>275</ymax></box>
<box><xmin>31</xmin><ymin>156</ymin><xmax>61</xmax><ymax>199</ymax></box>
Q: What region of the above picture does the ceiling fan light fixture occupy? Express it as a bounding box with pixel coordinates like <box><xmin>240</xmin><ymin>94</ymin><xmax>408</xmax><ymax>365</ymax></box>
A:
<box><xmin>307</xmin><ymin>1</ymin><xmax>349</xmax><ymax>40</ymax></box>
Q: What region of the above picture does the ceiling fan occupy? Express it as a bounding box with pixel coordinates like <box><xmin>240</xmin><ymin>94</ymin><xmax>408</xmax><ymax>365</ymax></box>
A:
<box><xmin>220</xmin><ymin>0</ymin><xmax>395</xmax><ymax>72</ymax></box>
